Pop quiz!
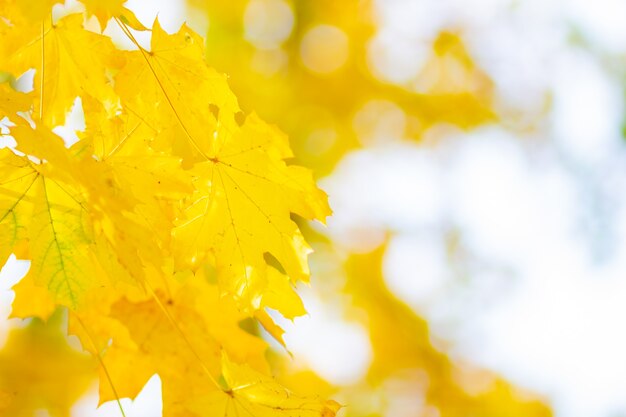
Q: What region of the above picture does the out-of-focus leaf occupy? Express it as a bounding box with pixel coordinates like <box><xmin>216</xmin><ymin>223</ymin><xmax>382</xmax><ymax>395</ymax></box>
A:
<box><xmin>0</xmin><ymin>312</ymin><xmax>95</xmax><ymax>417</ymax></box>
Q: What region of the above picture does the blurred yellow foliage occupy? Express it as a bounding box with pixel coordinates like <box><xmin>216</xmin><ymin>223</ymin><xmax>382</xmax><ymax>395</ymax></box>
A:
<box><xmin>189</xmin><ymin>0</ymin><xmax>495</xmax><ymax>174</ymax></box>
<box><xmin>0</xmin><ymin>313</ymin><xmax>95</xmax><ymax>417</ymax></box>
<box><xmin>267</xmin><ymin>235</ymin><xmax>552</xmax><ymax>417</ymax></box>
<box><xmin>342</xmin><ymin>245</ymin><xmax>552</xmax><ymax>417</ymax></box>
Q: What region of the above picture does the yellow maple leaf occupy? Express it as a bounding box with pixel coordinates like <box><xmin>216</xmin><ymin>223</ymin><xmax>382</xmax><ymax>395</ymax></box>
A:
<box><xmin>189</xmin><ymin>353</ymin><xmax>342</xmax><ymax>417</ymax></box>
<box><xmin>0</xmin><ymin>11</ymin><xmax>118</xmax><ymax>126</ymax></box>
<box><xmin>174</xmin><ymin>112</ymin><xmax>330</xmax><ymax>312</ymax></box>
<box><xmin>1</xmin><ymin>124</ymin><xmax>149</xmax><ymax>309</ymax></box>
<box><xmin>83</xmin><ymin>99</ymin><xmax>191</xmax><ymax>199</ymax></box>
<box><xmin>79</xmin><ymin>97</ymin><xmax>193</xmax><ymax>246</ymax></box>
<box><xmin>113</xmin><ymin>19</ymin><xmax>240</xmax><ymax>166</ymax></box>
<box><xmin>0</xmin><ymin>148</ymin><xmax>35</xmax><ymax>268</ymax></box>
<box><xmin>7</xmin><ymin>118</ymin><xmax>181</xmax><ymax>304</ymax></box>
<box><xmin>67</xmin><ymin>270</ymin><xmax>335</xmax><ymax>417</ymax></box>
<box><xmin>0</xmin><ymin>130</ymin><xmax>113</xmax><ymax>309</ymax></box>
<box><xmin>27</xmin><ymin>172</ymin><xmax>101</xmax><ymax>307</ymax></box>
<box><xmin>66</xmin><ymin>270</ymin><xmax>264</xmax><ymax>403</ymax></box>
<box><xmin>112</xmin><ymin>18</ymin><xmax>330</xmax><ymax>313</ymax></box>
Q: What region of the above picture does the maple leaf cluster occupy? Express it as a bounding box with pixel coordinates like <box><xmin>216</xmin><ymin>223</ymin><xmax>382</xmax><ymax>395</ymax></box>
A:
<box><xmin>0</xmin><ymin>1</ymin><xmax>337</xmax><ymax>416</ymax></box>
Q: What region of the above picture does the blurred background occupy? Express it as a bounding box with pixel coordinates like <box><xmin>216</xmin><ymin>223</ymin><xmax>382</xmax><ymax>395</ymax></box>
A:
<box><xmin>2</xmin><ymin>0</ymin><xmax>626</xmax><ymax>416</ymax></box>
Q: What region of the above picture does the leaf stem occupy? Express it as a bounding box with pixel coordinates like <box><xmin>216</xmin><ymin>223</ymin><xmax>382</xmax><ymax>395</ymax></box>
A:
<box><xmin>39</xmin><ymin>19</ymin><xmax>45</xmax><ymax>121</ymax></box>
<box><xmin>113</xmin><ymin>17</ymin><xmax>211</xmax><ymax>161</ymax></box>
<box><xmin>74</xmin><ymin>314</ymin><xmax>128</xmax><ymax>417</ymax></box>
